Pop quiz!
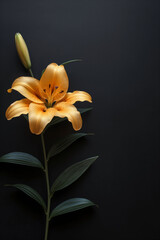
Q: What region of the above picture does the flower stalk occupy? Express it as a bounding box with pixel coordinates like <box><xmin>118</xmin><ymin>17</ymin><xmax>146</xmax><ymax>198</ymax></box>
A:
<box><xmin>28</xmin><ymin>68</ymin><xmax>34</xmax><ymax>77</ymax></box>
<box><xmin>28</xmin><ymin>68</ymin><xmax>51</xmax><ymax>240</ymax></box>
<box><xmin>41</xmin><ymin>133</ymin><xmax>51</xmax><ymax>240</ymax></box>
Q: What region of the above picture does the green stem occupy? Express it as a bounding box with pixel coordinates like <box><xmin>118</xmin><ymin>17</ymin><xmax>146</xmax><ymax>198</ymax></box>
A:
<box><xmin>28</xmin><ymin>68</ymin><xmax>50</xmax><ymax>240</ymax></box>
<box><xmin>28</xmin><ymin>68</ymin><xmax>34</xmax><ymax>77</ymax></box>
<box><xmin>41</xmin><ymin>133</ymin><xmax>51</xmax><ymax>240</ymax></box>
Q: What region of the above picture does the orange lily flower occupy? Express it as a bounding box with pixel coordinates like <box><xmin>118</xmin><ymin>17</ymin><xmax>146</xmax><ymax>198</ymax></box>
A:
<box><xmin>5</xmin><ymin>63</ymin><xmax>92</xmax><ymax>135</ymax></box>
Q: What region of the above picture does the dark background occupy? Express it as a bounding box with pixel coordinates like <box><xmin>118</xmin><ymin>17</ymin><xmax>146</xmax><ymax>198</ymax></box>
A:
<box><xmin>0</xmin><ymin>0</ymin><xmax>160</xmax><ymax>239</ymax></box>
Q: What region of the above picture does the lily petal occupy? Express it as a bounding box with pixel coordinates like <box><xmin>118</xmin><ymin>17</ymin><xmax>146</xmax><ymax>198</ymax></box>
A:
<box><xmin>54</xmin><ymin>102</ymin><xmax>82</xmax><ymax>131</ymax></box>
<box><xmin>6</xmin><ymin>98</ymin><xmax>31</xmax><ymax>120</ymax></box>
<box><xmin>40</xmin><ymin>63</ymin><xmax>69</xmax><ymax>102</ymax></box>
<box><xmin>40</xmin><ymin>63</ymin><xmax>57</xmax><ymax>94</ymax></box>
<box><xmin>29</xmin><ymin>103</ymin><xmax>56</xmax><ymax>135</ymax></box>
<box><xmin>63</xmin><ymin>91</ymin><xmax>92</xmax><ymax>104</ymax></box>
<box><xmin>9</xmin><ymin>77</ymin><xmax>43</xmax><ymax>103</ymax></box>
<box><xmin>51</xmin><ymin>65</ymin><xmax>69</xmax><ymax>102</ymax></box>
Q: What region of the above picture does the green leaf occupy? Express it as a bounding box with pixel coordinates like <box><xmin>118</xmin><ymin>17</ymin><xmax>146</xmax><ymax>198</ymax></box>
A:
<box><xmin>78</xmin><ymin>107</ymin><xmax>93</xmax><ymax>114</ymax></box>
<box><xmin>45</xmin><ymin>107</ymin><xmax>92</xmax><ymax>130</ymax></box>
<box><xmin>41</xmin><ymin>59</ymin><xmax>80</xmax><ymax>76</ymax></box>
<box><xmin>42</xmin><ymin>63</ymin><xmax>78</xmax><ymax>76</ymax></box>
<box><xmin>6</xmin><ymin>184</ymin><xmax>46</xmax><ymax>212</ymax></box>
<box><xmin>60</xmin><ymin>59</ymin><xmax>82</xmax><ymax>66</ymax></box>
<box><xmin>50</xmin><ymin>198</ymin><xmax>95</xmax><ymax>219</ymax></box>
<box><xmin>51</xmin><ymin>156</ymin><xmax>98</xmax><ymax>194</ymax></box>
<box><xmin>0</xmin><ymin>152</ymin><xmax>44</xmax><ymax>170</ymax></box>
<box><xmin>23</xmin><ymin>114</ymin><xmax>28</xmax><ymax>121</ymax></box>
<box><xmin>47</xmin><ymin>133</ymin><xmax>89</xmax><ymax>160</ymax></box>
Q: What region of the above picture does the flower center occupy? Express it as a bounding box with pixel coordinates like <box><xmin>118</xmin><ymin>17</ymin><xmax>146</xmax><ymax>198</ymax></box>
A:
<box><xmin>42</xmin><ymin>84</ymin><xmax>65</xmax><ymax>108</ymax></box>
<box><xmin>45</xmin><ymin>99</ymin><xmax>56</xmax><ymax>108</ymax></box>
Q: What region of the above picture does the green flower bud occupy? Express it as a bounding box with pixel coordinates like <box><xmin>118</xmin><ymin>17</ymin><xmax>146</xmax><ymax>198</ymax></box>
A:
<box><xmin>15</xmin><ymin>33</ymin><xmax>31</xmax><ymax>70</ymax></box>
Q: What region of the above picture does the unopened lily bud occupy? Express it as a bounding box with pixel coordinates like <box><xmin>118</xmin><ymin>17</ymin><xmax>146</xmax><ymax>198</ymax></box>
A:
<box><xmin>15</xmin><ymin>33</ymin><xmax>31</xmax><ymax>70</ymax></box>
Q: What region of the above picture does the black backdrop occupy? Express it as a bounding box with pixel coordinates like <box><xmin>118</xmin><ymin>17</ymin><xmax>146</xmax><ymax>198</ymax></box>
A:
<box><xmin>0</xmin><ymin>0</ymin><xmax>160</xmax><ymax>239</ymax></box>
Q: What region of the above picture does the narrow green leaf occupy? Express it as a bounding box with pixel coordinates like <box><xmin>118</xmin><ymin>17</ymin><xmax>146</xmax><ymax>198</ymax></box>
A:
<box><xmin>46</xmin><ymin>116</ymin><xmax>65</xmax><ymax>127</ymax></box>
<box><xmin>41</xmin><ymin>59</ymin><xmax>81</xmax><ymax>76</ymax></box>
<box><xmin>23</xmin><ymin>114</ymin><xmax>28</xmax><ymax>121</ymax></box>
<box><xmin>61</xmin><ymin>59</ymin><xmax>82</xmax><ymax>66</ymax></box>
<box><xmin>50</xmin><ymin>198</ymin><xmax>95</xmax><ymax>219</ymax></box>
<box><xmin>51</xmin><ymin>156</ymin><xmax>98</xmax><ymax>194</ymax></box>
<box><xmin>0</xmin><ymin>152</ymin><xmax>44</xmax><ymax>170</ymax></box>
<box><xmin>78</xmin><ymin>107</ymin><xmax>93</xmax><ymax>114</ymax></box>
<box><xmin>47</xmin><ymin>133</ymin><xmax>88</xmax><ymax>160</ymax></box>
<box><xmin>6</xmin><ymin>184</ymin><xmax>46</xmax><ymax>212</ymax></box>
<box><xmin>45</xmin><ymin>107</ymin><xmax>92</xmax><ymax>130</ymax></box>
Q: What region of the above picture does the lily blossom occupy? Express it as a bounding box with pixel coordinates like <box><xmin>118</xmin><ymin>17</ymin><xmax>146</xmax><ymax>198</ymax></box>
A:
<box><xmin>6</xmin><ymin>63</ymin><xmax>92</xmax><ymax>135</ymax></box>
